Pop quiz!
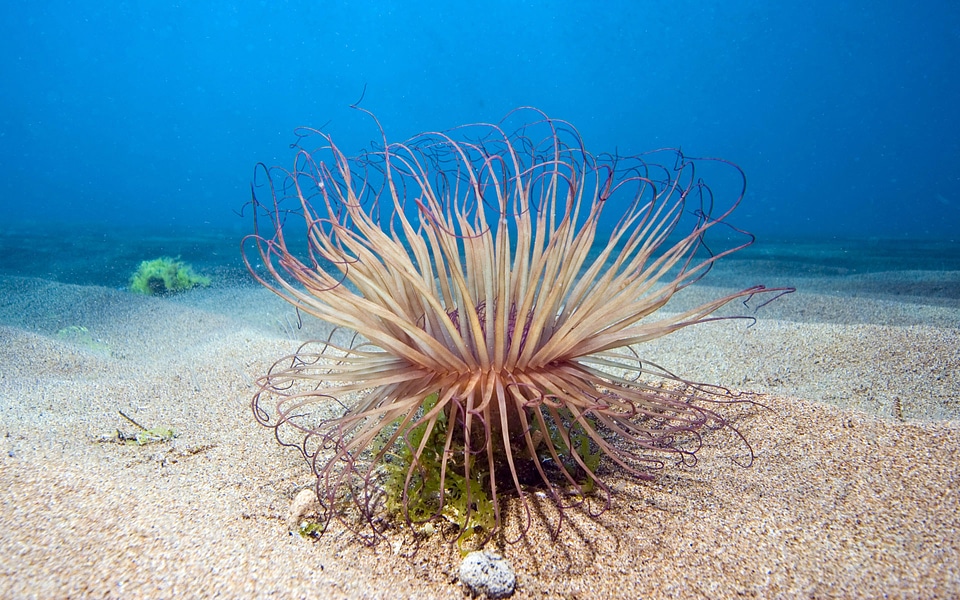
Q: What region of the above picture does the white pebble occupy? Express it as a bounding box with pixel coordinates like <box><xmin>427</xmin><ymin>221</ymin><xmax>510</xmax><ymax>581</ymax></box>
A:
<box><xmin>459</xmin><ymin>551</ymin><xmax>516</xmax><ymax>598</ymax></box>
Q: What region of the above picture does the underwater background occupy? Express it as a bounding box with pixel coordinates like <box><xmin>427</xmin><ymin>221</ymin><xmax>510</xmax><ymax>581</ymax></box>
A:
<box><xmin>3</xmin><ymin>4</ymin><xmax>960</xmax><ymax>597</ymax></box>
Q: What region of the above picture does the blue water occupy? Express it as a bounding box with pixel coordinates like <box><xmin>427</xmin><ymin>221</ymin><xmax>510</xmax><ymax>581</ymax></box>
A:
<box><xmin>2</xmin><ymin>2</ymin><xmax>958</xmax><ymax>243</ymax></box>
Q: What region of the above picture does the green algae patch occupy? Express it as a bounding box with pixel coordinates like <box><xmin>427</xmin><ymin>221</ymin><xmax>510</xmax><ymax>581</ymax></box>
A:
<box><xmin>377</xmin><ymin>393</ymin><xmax>496</xmax><ymax>548</ymax></box>
<box><xmin>130</xmin><ymin>256</ymin><xmax>210</xmax><ymax>295</ymax></box>
<box><xmin>97</xmin><ymin>410</ymin><xmax>179</xmax><ymax>446</ymax></box>
<box><xmin>55</xmin><ymin>325</ymin><xmax>111</xmax><ymax>354</ymax></box>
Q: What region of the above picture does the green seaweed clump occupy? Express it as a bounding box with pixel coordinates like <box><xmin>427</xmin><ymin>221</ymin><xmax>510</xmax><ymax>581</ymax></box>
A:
<box><xmin>130</xmin><ymin>257</ymin><xmax>210</xmax><ymax>295</ymax></box>
<box><xmin>379</xmin><ymin>393</ymin><xmax>496</xmax><ymax>547</ymax></box>
<box><xmin>375</xmin><ymin>398</ymin><xmax>603</xmax><ymax>548</ymax></box>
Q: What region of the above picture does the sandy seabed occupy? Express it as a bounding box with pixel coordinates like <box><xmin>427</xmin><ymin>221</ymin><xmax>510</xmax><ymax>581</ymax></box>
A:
<box><xmin>0</xmin><ymin>242</ymin><xmax>958</xmax><ymax>599</ymax></box>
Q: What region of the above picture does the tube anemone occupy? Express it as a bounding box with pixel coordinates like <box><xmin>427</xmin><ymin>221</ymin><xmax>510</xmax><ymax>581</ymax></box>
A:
<box><xmin>244</xmin><ymin>108</ymin><xmax>789</xmax><ymax>543</ymax></box>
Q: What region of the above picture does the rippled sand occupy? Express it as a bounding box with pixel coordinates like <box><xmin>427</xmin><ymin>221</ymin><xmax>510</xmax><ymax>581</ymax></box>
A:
<box><xmin>1</xmin><ymin>234</ymin><xmax>957</xmax><ymax>598</ymax></box>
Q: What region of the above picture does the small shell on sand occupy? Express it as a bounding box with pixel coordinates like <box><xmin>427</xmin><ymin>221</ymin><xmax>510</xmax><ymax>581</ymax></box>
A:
<box><xmin>286</xmin><ymin>488</ymin><xmax>320</xmax><ymax>532</ymax></box>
